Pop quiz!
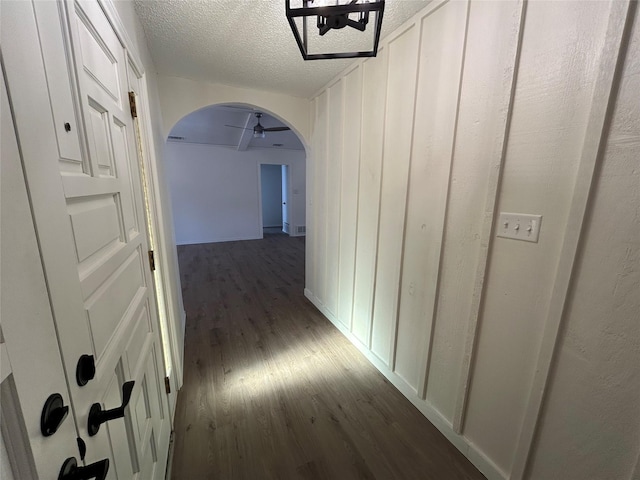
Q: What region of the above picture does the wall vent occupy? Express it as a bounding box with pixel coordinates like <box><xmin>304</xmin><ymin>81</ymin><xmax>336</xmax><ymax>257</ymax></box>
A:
<box><xmin>168</xmin><ymin>135</ymin><xmax>185</xmax><ymax>141</ymax></box>
<box><xmin>296</xmin><ymin>225</ymin><xmax>306</xmax><ymax>234</ymax></box>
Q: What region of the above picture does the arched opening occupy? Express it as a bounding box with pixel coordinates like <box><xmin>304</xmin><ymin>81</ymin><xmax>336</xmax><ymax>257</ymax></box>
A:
<box><xmin>164</xmin><ymin>103</ymin><xmax>307</xmax><ymax>245</ymax></box>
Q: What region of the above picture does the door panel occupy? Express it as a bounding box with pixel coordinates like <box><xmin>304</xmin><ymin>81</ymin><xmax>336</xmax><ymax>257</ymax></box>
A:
<box><xmin>67</xmin><ymin>195</ymin><xmax>121</xmax><ymax>263</ymax></box>
<box><xmin>32</xmin><ymin>0</ymin><xmax>85</xmax><ymax>170</ymax></box>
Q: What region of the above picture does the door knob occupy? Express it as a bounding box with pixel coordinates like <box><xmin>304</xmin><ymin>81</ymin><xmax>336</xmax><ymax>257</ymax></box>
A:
<box><xmin>87</xmin><ymin>381</ymin><xmax>134</xmax><ymax>436</ymax></box>
<box><xmin>58</xmin><ymin>457</ymin><xmax>109</xmax><ymax>480</ymax></box>
<box><xmin>41</xmin><ymin>393</ymin><xmax>69</xmax><ymax>436</ymax></box>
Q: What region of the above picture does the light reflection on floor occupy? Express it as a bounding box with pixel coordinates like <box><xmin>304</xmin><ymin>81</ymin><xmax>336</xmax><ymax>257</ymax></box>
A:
<box><xmin>218</xmin><ymin>320</ymin><xmax>373</xmax><ymax>402</ymax></box>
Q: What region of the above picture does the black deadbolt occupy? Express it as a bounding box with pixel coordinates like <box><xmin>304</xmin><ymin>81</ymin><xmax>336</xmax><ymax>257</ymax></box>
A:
<box><xmin>41</xmin><ymin>393</ymin><xmax>69</xmax><ymax>436</ymax></box>
<box><xmin>76</xmin><ymin>354</ymin><xmax>96</xmax><ymax>386</ymax></box>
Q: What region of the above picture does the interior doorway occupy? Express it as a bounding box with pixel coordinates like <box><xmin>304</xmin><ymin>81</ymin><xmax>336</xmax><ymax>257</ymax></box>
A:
<box><xmin>260</xmin><ymin>164</ymin><xmax>290</xmax><ymax>236</ymax></box>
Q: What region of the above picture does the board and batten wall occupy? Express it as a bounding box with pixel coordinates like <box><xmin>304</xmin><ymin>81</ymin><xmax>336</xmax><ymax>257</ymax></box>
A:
<box><xmin>304</xmin><ymin>1</ymin><xmax>639</xmax><ymax>479</ymax></box>
<box><xmin>166</xmin><ymin>142</ymin><xmax>306</xmax><ymax>245</ymax></box>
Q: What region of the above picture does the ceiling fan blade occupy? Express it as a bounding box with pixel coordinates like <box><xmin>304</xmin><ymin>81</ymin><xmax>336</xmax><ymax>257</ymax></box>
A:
<box><xmin>263</xmin><ymin>127</ymin><xmax>291</xmax><ymax>132</ymax></box>
<box><xmin>224</xmin><ymin>124</ymin><xmax>251</xmax><ymax>130</ymax></box>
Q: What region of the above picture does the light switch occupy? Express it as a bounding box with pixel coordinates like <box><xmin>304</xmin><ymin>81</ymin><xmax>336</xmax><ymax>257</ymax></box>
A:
<box><xmin>497</xmin><ymin>212</ymin><xmax>542</xmax><ymax>243</ymax></box>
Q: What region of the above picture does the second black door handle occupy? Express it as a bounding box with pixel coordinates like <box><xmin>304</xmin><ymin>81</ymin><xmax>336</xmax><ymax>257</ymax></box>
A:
<box><xmin>58</xmin><ymin>457</ymin><xmax>109</xmax><ymax>480</ymax></box>
<box><xmin>87</xmin><ymin>381</ymin><xmax>134</xmax><ymax>436</ymax></box>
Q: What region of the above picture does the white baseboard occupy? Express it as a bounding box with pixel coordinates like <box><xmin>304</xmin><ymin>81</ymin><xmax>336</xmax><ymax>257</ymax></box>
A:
<box><xmin>176</xmin><ymin>234</ymin><xmax>261</xmax><ymax>245</ymax></box>
<box><xmin>304</xmin><ymin>288</ymin><xmax>507</xmax><ymax>480</ymax></box>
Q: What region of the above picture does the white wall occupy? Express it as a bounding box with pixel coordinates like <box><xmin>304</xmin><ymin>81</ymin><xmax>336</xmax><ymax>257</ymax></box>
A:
<box><xmin>166</xmin><ymin>143</ymin><xmax>306</xmax><ymax>245</ymax></box>
<box><xmin>305</xmin><ymin>1</ymin><xmax>639</xmax><ymax>479</ymax></box>
<box><xmin>260</xmin><ymin>164</ymin><xmax>283</xmax><ymax>227</ymax></box>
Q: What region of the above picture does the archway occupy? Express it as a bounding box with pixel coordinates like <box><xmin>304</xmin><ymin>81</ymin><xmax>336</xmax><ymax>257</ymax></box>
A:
<box><xmin>164</xmin><ymin>103</ymin><xmax>308</xmax><ymax>246</ymax></box>
<box><xmin>158</xmin><ymin>76</ymin><xmax>311</xmax><ymax>148</ymax></box>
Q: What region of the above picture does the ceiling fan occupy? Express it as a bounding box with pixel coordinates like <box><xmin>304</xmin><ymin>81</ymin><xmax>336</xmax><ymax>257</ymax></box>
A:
<box><xmin>225</xmin><ymin>113</ymin><xmax>290</xmax><ymax>138</ymax></box>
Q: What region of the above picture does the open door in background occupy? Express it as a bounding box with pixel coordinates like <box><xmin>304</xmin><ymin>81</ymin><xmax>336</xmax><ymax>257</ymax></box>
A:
<box><xmin>260</xmin><ymin>164</ymin><xmax>287</xmax><ymax>235</ymax></box>
<box><xmin>282</xmin><ymin>165</ymin><xmax>290</xmax><ymax>234</ymax></box>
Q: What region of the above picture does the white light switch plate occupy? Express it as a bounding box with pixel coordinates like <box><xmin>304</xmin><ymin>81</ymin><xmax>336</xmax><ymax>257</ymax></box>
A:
<box><xmin>497</xmin><ymin>212</ymin><xmax>542</xmax><ymax>243</ymax></box>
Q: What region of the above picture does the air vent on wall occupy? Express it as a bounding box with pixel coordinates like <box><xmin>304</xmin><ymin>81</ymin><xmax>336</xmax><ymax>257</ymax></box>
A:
<box><xmin>296</xmin><ymin>225</ymin><xmax>306</xmax><ymax>234</ymax></box>
<box><xmin>168</xmin><ymin>135</ymin><xmax>185</xmax><ymax>141</ymax></box>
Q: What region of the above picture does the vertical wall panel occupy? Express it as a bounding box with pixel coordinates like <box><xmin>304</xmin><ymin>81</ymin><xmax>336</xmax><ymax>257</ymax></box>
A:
<box><xmin>463</xmin><ymin>1</ymin><xmax>613</xmax><ymax>472</ymax></box>
<box><xmin>526</xmin><ymin>9</ymin><xmax>640</xmax><ymax>475</ymax></box>
<box><xmin>312</xmin><ymin>93</ymin><xmax>329</xmax><ymax>304</ymax></box>
<box><xmin>324</xmin><ymin>81</ymin><xmax>345</xmax><ymax>316</ymax></box>
<box><xmin>305</xmin><ymin>100</ymin><xmax>317</xmax><ymax>293</ymax></box>
<box><xmin>370</xmin><ymin>26</ymin><xmax>419</xmax><ymax>364</ymax></box>
<box><xmin>394</xmin><ymin>1</ymin><xmax>468</xmax><ymax>392</ymax></box>
<box><xmin>337</xmin><ymin>67</ymin><xmax>363</xmax><ymax>330</ymax></box>
<box><xmin>351</xmin><ymin>50</ymin><xmax>388</xmax><ymax>346</ymax></box>
<box><xmin>425</xmin><ymin>0</ymin><xmax>524</xmax><ymax>422</ymax></box>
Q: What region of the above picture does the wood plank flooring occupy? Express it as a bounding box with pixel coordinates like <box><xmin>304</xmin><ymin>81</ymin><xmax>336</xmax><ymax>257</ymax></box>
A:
<box><xmin>171</xmin><ymin>236</ymin><xmax>485</xmax><ymax>480</ymax></box>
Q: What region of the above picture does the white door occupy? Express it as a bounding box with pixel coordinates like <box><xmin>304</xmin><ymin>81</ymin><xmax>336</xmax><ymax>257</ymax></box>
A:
<box><xmin>282</xmin><ymin>165</ymin><xmax>290</xmax><ymax>234</ymax></box>
<box><xmin>1</xmin><ymin>54</ymin><xmax>79</xmax><ymax>480</ymax></box>
<box><xmin>2</xmin><ymin>1</ymin><xmax>170</xmax><ymax>478</ymax></box>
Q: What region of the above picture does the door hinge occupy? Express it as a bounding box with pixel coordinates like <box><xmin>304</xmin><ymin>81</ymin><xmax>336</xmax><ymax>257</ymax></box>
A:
<box><xmin>148</xmin><ymin>250</ymin><xmax>156</xmax><ymax>271</ymax></box>
<box><xmin>128</xmin><ymin>91</ymin><xmax>137</xmax><ymax>118</ymax></box>
<box><xmin>164</xmin><ymin>376</ymin><xmax>171</xmax><ymax>395</ymax></box>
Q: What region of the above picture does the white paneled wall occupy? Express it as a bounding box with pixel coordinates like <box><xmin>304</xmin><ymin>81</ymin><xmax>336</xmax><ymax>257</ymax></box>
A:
<box><xmin>371</xmin><ymin>24</ymin><xmax>419</xmax><ymax>367</ymax></box>
<box><xmin>394</xmin><ymin>0</ymin><xmax>468</xmax><ymax>395</ymax></box>
<box><xmin>325</xmin><ymin>81</ymin><xmax>344</xmax><ymax>317</ymax></box>
<box><xmin>336</xmin><ymin>67</ymin><xmax>363</xmax><ymax>330</ymax></box>
<box><xmin>350</xmin><ymin>49</ymin><xmax>386</xmax><ymax>347</ymax></box>
<box><xmin>304</xmin><ymin>1</ymin><xmax>639</xmax><ymax>479</ymax></box>
<box><xmin>463</xmin><ymin>0</ymin><xmax>614</xmax><ymax>470</ymax></box>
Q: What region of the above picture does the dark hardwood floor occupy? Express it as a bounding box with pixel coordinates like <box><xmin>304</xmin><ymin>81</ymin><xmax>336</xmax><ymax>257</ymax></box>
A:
<box><xmin>171</xmin><ymin>235</ymin><xmax>485</xmax><ymax>480</ymax></box>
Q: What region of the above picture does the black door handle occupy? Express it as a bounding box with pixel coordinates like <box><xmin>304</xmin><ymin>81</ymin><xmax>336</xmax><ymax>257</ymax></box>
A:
<box><xmin>58</xmin><ymin>457</ymin><xmax>109</xmax><ymax>480</ymax></box>
<box><xmin>41</xmin><ymin>393</ymin><xmax>69</xmax><ymax>436</ymax></box>
<box><xmin>87</xmin><ymin>381</ymin><xmax>134</xmax><ymax>436</ymax></box>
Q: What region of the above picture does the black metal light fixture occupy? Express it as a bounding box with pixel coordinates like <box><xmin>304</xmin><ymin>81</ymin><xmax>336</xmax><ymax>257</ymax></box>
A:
<box><xmin>253</xmin><ymin>113</ymin><xmax>266</xmax><ymax>138</ymax></box>
<box><xmin>286</xmin><ymin>0</ymin><xmax>385</xmax><ymax>60</ymax></box>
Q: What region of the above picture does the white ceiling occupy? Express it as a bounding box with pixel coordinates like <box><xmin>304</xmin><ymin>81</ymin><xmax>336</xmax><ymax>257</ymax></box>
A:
<box><xmin>168</xmin><ymin>104</ymin><xmax>305</xmax><ymax>150</ymax></box>
<box><xmin>134</xmin><ymin>0</ymin><xmax>431</xmax><ymax>98</ymax></box>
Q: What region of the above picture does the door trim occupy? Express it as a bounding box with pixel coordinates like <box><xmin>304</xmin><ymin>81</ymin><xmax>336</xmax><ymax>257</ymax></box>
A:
<box><xmin>96</xmin><ymin>0</ymin><xmax>186</xmax><ymax>399</ymax></box>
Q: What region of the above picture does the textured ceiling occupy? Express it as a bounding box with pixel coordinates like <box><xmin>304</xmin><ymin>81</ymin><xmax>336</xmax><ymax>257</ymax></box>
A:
<box><xmin>134</xmin><ymin>0</ymin><xmax>431</xmax><ymax>98</ymax></box>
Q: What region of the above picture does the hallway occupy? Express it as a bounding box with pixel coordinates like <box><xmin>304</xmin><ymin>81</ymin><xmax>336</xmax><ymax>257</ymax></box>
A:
<box><xmin>171</xmin><ymin>236</ymin><xmax>484</xmax><ymax>479</ymax></box>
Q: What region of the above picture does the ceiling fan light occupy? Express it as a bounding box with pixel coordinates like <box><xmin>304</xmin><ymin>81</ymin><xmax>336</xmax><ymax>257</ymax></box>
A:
<box><xmin>254</xmin><ymin>130</ymin><xmax>265</xmax><ymax>139</ymax></box>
